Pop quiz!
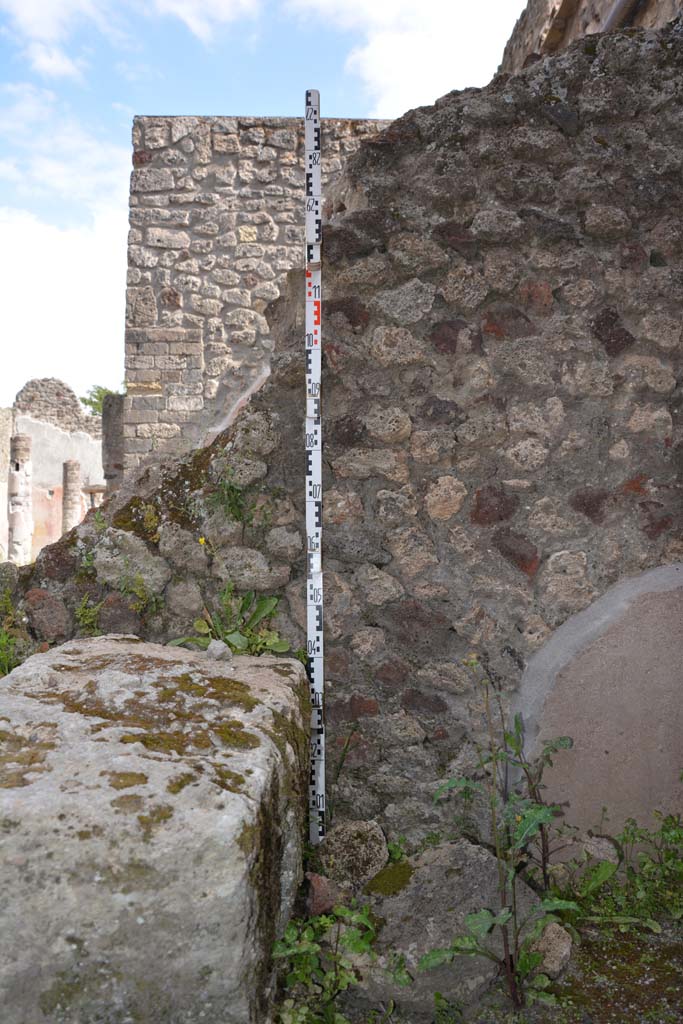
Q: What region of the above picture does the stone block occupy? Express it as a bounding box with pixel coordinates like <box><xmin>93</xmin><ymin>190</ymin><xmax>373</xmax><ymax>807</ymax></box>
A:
<box><xmin>131</xmin><ymin>168</ymin><xmax>174</xmax><ymax>192</ymax></box>
<box><xmin>0</xmin><ymin>638</ymin><xmax>308</xmax><ymax>1024</ymax></box>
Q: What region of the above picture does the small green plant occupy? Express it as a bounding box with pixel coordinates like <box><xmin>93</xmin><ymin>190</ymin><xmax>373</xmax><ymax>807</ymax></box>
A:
<box><xmin>0</xmin><ymin>589</ymin><xmax>27</xmax><ymax>677</ymax></box>
<box><xmin>272</xmin><ymin>904</ymin><xmax>376</xmax><ymax>1024</ymax></box>
<box><xmin>433</xmin><ymin>992</ymin><xmax>464</xmax><ymax>1023</ymax></box>
<box><xmin>563</xmin><ymin>812</ymin><xmax>683</xmax><ymax>932</ymax></box>
<box><xmin>93</xmin><ymin>508</ymin><xmax>106</xmax><ymax>534</ymax></box>
<box><xmin>75</xmin><ymin>595</ymin><xmax>103</xmax><ymax>637</ymax></box>
<box><xmin>387</xmin><ymin>836</ymin><xmax>408</xmax><ymax>863</ymax></box>
<box><xmin>420</xmin><ymin>656</ymin><xmax>579</xmax><ymax>1010</ymax></box>
<box><xmin>0</xmin><ymin>628</ymin><xmax>18</xmax><ymax>677</ymax></box>
<box><xmin>170</xmin><ymin>583</ymin><xmax>290</xmax><ymax>655</ymax></box>
<box><xmin>78</xmin><ymin>547</ymin><xmax>97</xmax><ymax>580</ymax></box>
<box><xmin>118</xmin><ymin>569</ymin><xmax>163</xmax><ymax>617</ymax></box>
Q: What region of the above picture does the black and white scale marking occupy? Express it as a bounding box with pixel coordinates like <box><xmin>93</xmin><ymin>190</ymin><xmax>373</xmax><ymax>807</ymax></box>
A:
<box><xmin>305</xmin><ymin>89</ymin><xmax>325</xmax><ymax>845</ymax></box>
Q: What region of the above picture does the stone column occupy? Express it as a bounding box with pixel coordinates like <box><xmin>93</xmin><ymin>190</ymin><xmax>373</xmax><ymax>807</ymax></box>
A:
<box><xmin>102</xmin><ymin>392</ymin><xmax>124</xmax><ymax>495</ymax></box>
<box><xmin>62</xmin><ymin>460</ymin><xmax>82</xmax><ymax>535</ymax></box>
<box><xmin>8</xmin><ymin>434</ymin><xmax>33</xmax><ymax>566</ymax></box>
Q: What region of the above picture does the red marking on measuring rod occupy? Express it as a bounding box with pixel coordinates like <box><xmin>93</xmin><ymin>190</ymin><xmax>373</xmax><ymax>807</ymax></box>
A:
<box><xmin>304</xmin><ymin>88</ymin><xmax>325</xmax><ymax>844</ymax></box>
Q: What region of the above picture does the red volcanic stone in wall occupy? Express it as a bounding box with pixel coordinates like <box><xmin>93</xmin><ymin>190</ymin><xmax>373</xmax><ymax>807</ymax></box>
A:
<box><xmin>33</xmin><ymin>535</ymin><xmax>79</xmax><ymax>583</ymax></box>
<box><xmin>621</xmin><ymin>475</ymin><xmax>649</xmax><ymax>496</ymax></box>
<box><xmin>326</xmin><ymin>647</ymin><xmax>350</xmax><ymax>679</ymax></box>
<box><xmin>326</xmin><ymin>297</ymin><xmax>370</xmax><ymax>331</ymax></box>
<box><xmin>24</xmin><ymin>589</ymin><xmax>71</xmax><ymax>644</ymax></box>
<box><xmin>400</xmin><ymin>688</ymin><xmax>448</xmax><ymax>714</ymax></box>
<box><xmin>98</xmin><ymin>593</ymin><xmax>143</xmax><ymax>636</ymax></box>
<box><xmin>432</xmin><ymin>220</ymin><xmax>478</xmax><ymax>257</ymax></box>
<box><xmin>620</xmin><ymin>243</ymin><xmax>648</xmax><ymax>271</ymax></box>
<box><xmin>482</xmin><ymin>303</ymin><xmax>532</xmax><ymax>340</ymax></box>
<box><xmin>132</xmin><ymin>149</ymin><xmax>153</xmax><ymax>167</ymax></box>
<box><xmin>328</xmin><ymin>415</ymin><xmax>365</xmax><ymax>447</ymax></box>
<box><xmin>591</xmin><ymin>308</ymin><xmax>635</xmax><ymax>357</ymax></box>
<box><xmin>429</xmin><ymin>319</ymin><xmax>468</xmax><ymax>354</ymax></box>
<box><xmin>518</xmin><ymin>278</ymin><xmax>553</xmax><ymax>314</ymax></box>
<box><xmin>471</xmin><ymin>485</ymin><xmax>519</xmax><ymax>525</ymax></box>
<box><xmin>639</xmin><ymin>502</ymin><xmax>674</xmax><ymax>540</ymax></box>
<box><xmin>376</xmin><ymin>659</ymin><xmax>410</xmax><ymax>687</ymax></box>
<box><xmin>326</xmin><ymin>694</ymin><xmax>379</xmax><ymax>724</ymax></box>
<box><xmin>569</xmin><ymin>488</ymin><xmax>612</xmax><ymax>524</ymax></box>
<box><xmin>305</xmin><ymin>873</ymin><xmax>343</xmax><ymax>916</ymax></box>
<box><xmin>349</xmin><ymin>694</ymin><xmax>380</xmax><ymax>718</ymax></box>
<box><xmin>492</xmin><ymin>529</ymin><xmax>540</xmax><ymax>578</ymax></box>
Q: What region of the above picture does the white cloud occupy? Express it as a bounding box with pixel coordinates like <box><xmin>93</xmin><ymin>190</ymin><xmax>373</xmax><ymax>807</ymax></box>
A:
<box><xmin>0</xmin><ymin>206</ymin><xmax>126</xmax><ymax>407</ymax></box>
<box><xmin>286</xmin><ymin>0</ymin><xmax>528</xmax><ymax>117</ymax></box>
<box><xmin>0</xmin><ymin>82</ymin><xmax>129</xmax><ymax>405</ymax></box>
<box><xmin>25</xmin><ymin>41</ymin><xmax>84</xmax><ymax>78</ymax></box>
<box><xmin>0</xmin><ymin>82</ymin><xmax>130</xmax><ymax>211</ymax></box>
<box><xmin>0</xmin><ymin>0</ymin><xmax>261</xmax><ymax>74</ymax></box>
<box><xmin>151</xmin><ymin>0</ymin><xmax>260</xmax><ymax>42</ymax></box>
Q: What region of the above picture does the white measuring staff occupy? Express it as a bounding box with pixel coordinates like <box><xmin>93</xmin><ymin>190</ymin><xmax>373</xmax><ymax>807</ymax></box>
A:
<box><xmin>305</xmin><ymin>89</ymin><xmax>325</xmax><ymax>845</ymax></box>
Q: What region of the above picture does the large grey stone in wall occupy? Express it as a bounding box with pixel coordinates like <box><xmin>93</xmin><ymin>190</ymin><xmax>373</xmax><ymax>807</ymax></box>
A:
<box><xmin>0</xmin><ymin>637</ymin><xmax>309</xmax><ymax>1024</ymax></box>
<box><xmin>515</xmin><ymin>565</ymin><xmax>683</xmax><ymax>833</ymax></box>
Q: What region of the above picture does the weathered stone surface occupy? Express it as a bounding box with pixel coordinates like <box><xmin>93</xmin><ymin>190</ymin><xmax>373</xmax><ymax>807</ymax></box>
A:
<box><xmin>0</xmin><ymin>637</ymin><xmax>309</xmax><ymax>1024</ymax></box>
<box><xmin>165</xmin><ymin>579</ymin><xmax>204</xmax><ymax>620</ymax></box>
<box><xmin>534</xmin><ymin>922</ymin><xmax>572</xmax><ymax>979</ymax></box>
<box><xmin>424</xmin><ymin>476</ymin><xmax>467</xmax><ymax>521</ymax></box>
<box><xmin>345</xmin><ymin>840</ymin><xmax>539</xmax><ymax>1021</ymax></box>
<box><xmin>23</xmin><ymin>588</ymin><xmax>70</xmax><ymax>643</ymax></box>
<box><xmin>93</xmin><ymin>529</ymin><xmax>172</xmax><ymax>595</ymax></box>
<box><xmin>319</xmin><ymin>820</ymin><xmax>388</xmax><ymax>890</ymax></box>
<box><xmin>213</xmin><ymin>546</ymin><xmax>290</xmax><ymax>592</ymax></box>
<box><xmin>516</xmin><ymin>566</ymin><xmax>683</xmax><ymax>834</ymax></box>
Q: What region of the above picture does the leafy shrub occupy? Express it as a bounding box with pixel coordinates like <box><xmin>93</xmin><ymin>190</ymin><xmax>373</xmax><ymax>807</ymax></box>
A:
<box><xmin>170</xmin><ymin>583</ymin><xmax>290</xmax><ymax>656</ymax></box>
<box><xmin>273</xmin><ymin>905</ymin><xmax>376</xmax><ymax>1024</ymax></box>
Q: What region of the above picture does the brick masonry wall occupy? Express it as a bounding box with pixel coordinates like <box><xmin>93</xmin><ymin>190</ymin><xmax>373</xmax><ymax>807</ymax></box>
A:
<box><xmin>501</xmin><ymin>0</ymin><xmax>680</xmax><ymax>73</ymax></box>
<box><xmin>124</xmin><ymin>116</ymin><xmax>389</xmax><ymax>477</ymax></box>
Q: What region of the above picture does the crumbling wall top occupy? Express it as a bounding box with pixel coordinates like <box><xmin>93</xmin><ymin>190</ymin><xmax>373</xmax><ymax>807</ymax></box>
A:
<box><xmin>13</xmin><ymin>378</ymin><xmax>102</xmax><ymax>438</ymax></box>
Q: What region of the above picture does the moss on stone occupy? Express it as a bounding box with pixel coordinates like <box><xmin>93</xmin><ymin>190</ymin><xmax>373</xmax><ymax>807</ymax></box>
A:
<box><xmin>106</xmin><ymin>771</ymin><xmax>148</xmax><ymax>790</ymax></box>
<box><xmin>212</xmin><ymin>764</ymin><xmax>246</xmax><ymax>793</ymax></box>
<box><xmin>112</xmin><ymin>498</ymin><xmax>161</xmax><ymax>544</ymax></box>
<box><xmin>111</xmin><ymin>794</ymin><xmax>144</xmax><ymax>813</ymax></box>
<box><xmin>137</xmin><ymin>803</ymin><xmax>174</xmax><ymax>840</ymax></box>
<box><xmin>237</xmin><ymin>821</ymin><xmax>259</xmax><ymax>855</ymax></box>
<box><xmin>213</xmin><ymin>720</ymin><xmax>260</xmax><ymax>749</ymax></box>
<box><xmin>364</xmin><ymin>860</ymin><xmax>414</xmax><ymax>896</ymax></box>
<box><xmin>166</xmin><ymin>771</ymin><xmax>197</xmax><ymax>794</ymax></box>
<box><xmin>0</xmin><ymin>724</ymin><xmax>57</xmax><ymax>788</ymax></box>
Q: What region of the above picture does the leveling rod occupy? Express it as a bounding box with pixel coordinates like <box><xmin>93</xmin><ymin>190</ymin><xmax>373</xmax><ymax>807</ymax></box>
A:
<box><xmin>304</xmin><ymin>89</ymin><xmax>325</xmax><ymax>845</ymax></box>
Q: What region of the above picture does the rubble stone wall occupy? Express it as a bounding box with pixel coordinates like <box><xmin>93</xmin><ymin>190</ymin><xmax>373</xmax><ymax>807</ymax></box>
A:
<box><xmin>502</xmin><ymin>0</ymin><xmax>680</xmax><ymax>73</ymax></box>
<box><xmin>14</xmin><ymin>378</ymin><xmax>102</xmax><ymax>438</ymax></box>
<box><xmin>124</xmin><ymin>115</ymin><xmax>389</xmax><ymax>477</ymax></box>
<box><xmin>14</xmin><ymin>21</ymin><xmax>683</xmax><ymax>845</ymax></box>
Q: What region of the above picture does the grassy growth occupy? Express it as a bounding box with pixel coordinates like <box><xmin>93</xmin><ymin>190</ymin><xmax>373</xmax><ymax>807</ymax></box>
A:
<box><xmin>75</xmin><ymin>595</ymin><xmax>103</xmax><ymax>637</ymax></box>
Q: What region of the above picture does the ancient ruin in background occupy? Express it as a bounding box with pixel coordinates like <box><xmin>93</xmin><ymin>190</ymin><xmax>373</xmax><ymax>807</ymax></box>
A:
<box><xmin>0</xmin><ymin>379</ymin><xmax>104</xmax><ymax>563</ymax></box>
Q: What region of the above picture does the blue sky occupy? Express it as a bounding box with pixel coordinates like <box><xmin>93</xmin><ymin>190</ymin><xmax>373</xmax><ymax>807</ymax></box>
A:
<box><xmin>0</xmin><ymin>0</ymin><xmax>527</xmax><ymax>409</ymax></box>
